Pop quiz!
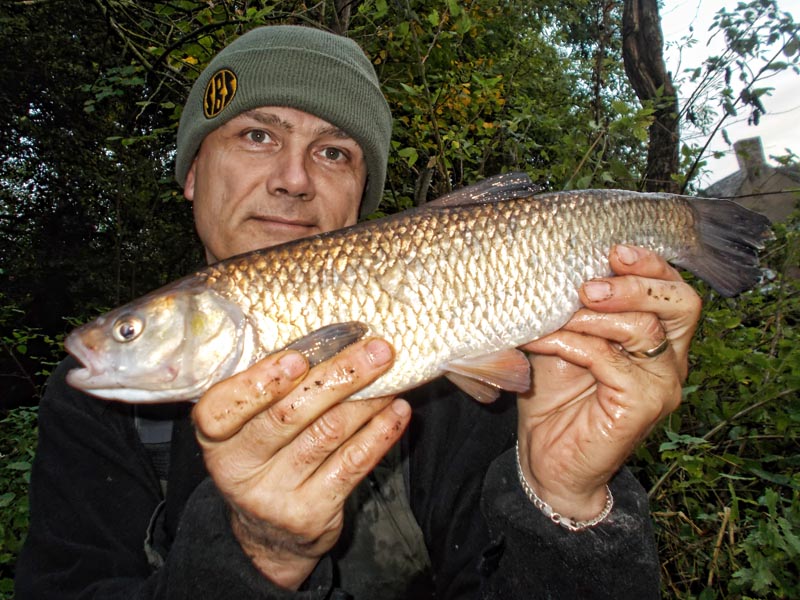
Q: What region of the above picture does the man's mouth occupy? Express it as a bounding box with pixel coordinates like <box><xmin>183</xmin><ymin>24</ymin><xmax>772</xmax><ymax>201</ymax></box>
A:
<box><xmin>249</xmin><ymin>215</ymin><xmax>318</xmax><ymax>238</ymax></box>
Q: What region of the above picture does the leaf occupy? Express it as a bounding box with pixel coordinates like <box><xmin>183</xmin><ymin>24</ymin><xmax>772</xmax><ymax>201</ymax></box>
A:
<box><xmin>446</xmin><ymin>0</ymin><xmax>462</xmax><ymax>18</ymax></box>
<box><xmin>765</xmin><ymin>61</ymin><xmax>789</xmax><ymax>71</ymax></box>
<box><xmin>6</xmin><ymin>461</ymin><xmax>31</xmax><ymax>471</ymax></box>
<box><xmin>784</xmin><ymin>36</ymin><xmax>799</xmax><ymax>57</ymax></box>
<box><xmin>399</xmin><ymin>82</ymin><xmax>419</xmax><ymax>96</ymax></box>
<box><xmin>633</xmin><ymin>126</ymin><xmax>649</xmax><ymax>142</ymax></box>
<box><xmin>397</xmin><ymin>147</ymin><xmax>419</xmax><ymax>167</ymax></box>
<box><xmin>611</xmin><ymin>99</ymin><xmax>630</xmax><ymax>114</ymax></box>
<box><xmin>681</xmin><ymin>384</ymin><xmax>699</xmax><ymax>399</ymax></box>
<box><xmin>574</xmin><ymin>174</ymin><xmax>593</xmax><ymax>189</ymax></box>
<box><xmin>455</xmin><ymin>13</ymin><xmax>473</xmax><ymax>35</ymax></box>
<box><xmin>373</xmin><ymin>0</ymin><xmax>388</xmax><ymax>19</ymax></box>
<box><xmin>722</xmin><ymin>314</ymin><xmax>742</xmax><ymax>329</ymax></box>
<box><xmin>748</xmin><ymin>468</ymin><xmax>799</xmax><ymax>490</ymax></box>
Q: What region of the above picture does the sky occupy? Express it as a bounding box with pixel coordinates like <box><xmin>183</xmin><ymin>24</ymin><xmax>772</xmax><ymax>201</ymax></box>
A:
<box><xmin>659</xmin><ymin>1</ymin><xmax>799</xmax><ymax>187</ymax></box>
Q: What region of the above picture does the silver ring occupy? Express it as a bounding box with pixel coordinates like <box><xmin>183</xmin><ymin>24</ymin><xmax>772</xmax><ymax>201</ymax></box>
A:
<box><xmin>627</xmin><ymin>337</ymin><xmax>670</xmax><ymax>359</ymax></box>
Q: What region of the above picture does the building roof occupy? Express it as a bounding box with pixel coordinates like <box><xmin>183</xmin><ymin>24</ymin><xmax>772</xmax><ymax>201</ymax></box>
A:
<box><xmin>700</xmin><ymin>137</ymin><xmax>799</xmax><ymax>222</ymax></box>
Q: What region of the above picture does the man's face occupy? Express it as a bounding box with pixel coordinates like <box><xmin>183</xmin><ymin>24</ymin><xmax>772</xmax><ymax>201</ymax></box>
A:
<box><xmin>184</xmin><ymin>106</ymin><xmax>367</xmax><ymax>264</ymax></box>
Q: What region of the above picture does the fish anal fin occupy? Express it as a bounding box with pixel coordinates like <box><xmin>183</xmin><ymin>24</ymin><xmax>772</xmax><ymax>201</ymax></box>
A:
<box><xmin>444</xmin><ymin>348</ymin><xmax>532</xmax><ymax>403</ymax></box>
<box><xmin>281</xmin><ymin>322</ymin><xmax>369</xmax><ymax>367</ymax></box>
<box><xmin>445</xmin><ymin>373</ymin><xmax>501</xmax><ymax>404</ymax></box>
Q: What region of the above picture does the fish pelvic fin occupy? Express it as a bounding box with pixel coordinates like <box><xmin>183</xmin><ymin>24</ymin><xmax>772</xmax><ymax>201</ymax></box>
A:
<box><xmin>677</xmin><ymin>198</ymin><xmax>774</xmax><ymax>297</ymax></box>
<box><xmin>444</xmin><ymin>348</ymin><xmax>532</xmax><ymax>404</ymax></box>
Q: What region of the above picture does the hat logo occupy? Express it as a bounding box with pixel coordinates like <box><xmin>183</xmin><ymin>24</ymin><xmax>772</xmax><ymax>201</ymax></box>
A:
<box><xmin>203</xmin><ymin>69</ymin><xmax>237</xmax><ymax>118</ymax></box>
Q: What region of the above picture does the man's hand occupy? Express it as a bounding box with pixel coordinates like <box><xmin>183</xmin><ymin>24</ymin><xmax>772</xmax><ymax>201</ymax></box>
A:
<box><xmin>192</xmin><ymin>338</ymin><xmax>411</xmax><ymax>589</ymax></box>
<box><xmin>517</xmin><ymin>244</ymin><xmax>702</xmax><ymax>520</ymax></box>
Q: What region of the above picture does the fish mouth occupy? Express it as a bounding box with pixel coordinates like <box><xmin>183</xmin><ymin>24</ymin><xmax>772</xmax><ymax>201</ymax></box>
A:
<box><xmin>64</xmin><ymin>363</ymin><xmax>122</xmax><ymax>394</ymax></box>
<box><xmin>63</xmin><ymin>333</ymin><xmax>121</xmax><ymax>391</ymax></box>
<box><xmin>65</xmin><ymin>366</ymin><xmax>114</xmax><ymax>391</ymax></box>
<box><xmin>64</xmin><ymin>333</ymin><xmax>183</xmax><ymax>399</ymax></box>
<box><xmin>64</xmin><ymin>332</ymin><xmax>103</xmax><ymax>379</ymax></box>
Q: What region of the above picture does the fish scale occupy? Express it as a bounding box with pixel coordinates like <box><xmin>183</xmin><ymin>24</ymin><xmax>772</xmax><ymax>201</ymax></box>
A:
<box><xmin>63</xmin><ymin>174</ymin><xmax>772</xmax><ymax>404</ymax></box>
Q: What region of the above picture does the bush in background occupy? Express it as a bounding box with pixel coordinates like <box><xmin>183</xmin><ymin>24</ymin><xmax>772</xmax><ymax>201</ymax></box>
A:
<box><xmin>634</xmin><ymin>213</ymin><xmax>800</xmax><ymax>598</ymax></box>
<box><xmin>0</xmin><ymin>407</ymin><xmax>37</xmax><ymax>597</ymax></box>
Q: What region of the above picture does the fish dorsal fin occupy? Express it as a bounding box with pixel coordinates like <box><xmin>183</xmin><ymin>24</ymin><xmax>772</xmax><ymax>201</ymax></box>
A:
<box><xmin>428</xmin><ymin>172</ymin><xmax>539</xmax><ymax>208</ymax></box>
<box><xmin>443</xmin><ymin>348</ymin><xmax>531</xmax><ymax>403</ymax></box>
<box><xmin>281</xmin><ymin>322</ymin><xmax>368</xmax><ymax>368</ymax></box>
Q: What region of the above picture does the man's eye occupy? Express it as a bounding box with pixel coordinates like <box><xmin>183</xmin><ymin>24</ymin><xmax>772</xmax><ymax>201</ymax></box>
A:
<box><xmin>246</xmin><ymin>130</ymin><xmax>272</xmax><ymax>144</ymax></box>
<box><xmin>322</xmin><ymin>147</ymin><xmax>345</xmax><ymax>161</ymax></box>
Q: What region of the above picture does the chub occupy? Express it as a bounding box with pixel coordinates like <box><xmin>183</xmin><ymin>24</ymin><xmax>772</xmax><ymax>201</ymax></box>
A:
<box><xmin>65</xmin><ymin>173</ymin><xmax>772</xmax><ymax>404</ymax></box>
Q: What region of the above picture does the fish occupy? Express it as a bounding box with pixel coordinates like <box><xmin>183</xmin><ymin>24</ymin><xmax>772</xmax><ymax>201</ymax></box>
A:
<box><xmin>64</xmin><ymin>172</ymin><xmax>772</xmax><ymax>404</ymax></box>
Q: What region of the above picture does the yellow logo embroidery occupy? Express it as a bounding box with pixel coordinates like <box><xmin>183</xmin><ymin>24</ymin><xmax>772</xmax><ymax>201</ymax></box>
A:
<box><xmin>203</xmin><ymin>69</ymin><xmax>237</xmax><ymax>118</ymax></box>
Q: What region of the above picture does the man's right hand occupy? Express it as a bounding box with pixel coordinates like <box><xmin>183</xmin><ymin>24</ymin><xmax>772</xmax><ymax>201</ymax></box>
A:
<box><xmin>192</xmin><ymin>338</ymin><xmax>411</xmax><ymax>589</ymax></box>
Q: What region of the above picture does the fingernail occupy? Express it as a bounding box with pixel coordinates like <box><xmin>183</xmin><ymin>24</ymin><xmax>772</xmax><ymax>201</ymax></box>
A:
<box><xmin>366</xmin><ymin>339</ymin><xmax>393</xmax><ymax>366</ymax></box>
<box><xmin>392</xmin><ymin>399</ymin><xmax>411</xmax><ymax>417</ymax></box>
<box><xmin>584</xmin><ymin>280</ymin><xmax>612</xmax><ymax>302</ymax></box>
<box><xmin>616</xmin><ymin>244</ymin><xmax>639</xmax><ymax>265</ymax></box>
<box><xmin>278</xmin><ymin>352</ymin><xmax>307</xmax><ymax>379</ymax></box>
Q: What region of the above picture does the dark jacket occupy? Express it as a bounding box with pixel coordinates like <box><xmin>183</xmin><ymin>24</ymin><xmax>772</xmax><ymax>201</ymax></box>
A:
<box><xmin>16</xmin><ymin>357</ymin><xmax>660</xmax><ymax>599</ymax></box>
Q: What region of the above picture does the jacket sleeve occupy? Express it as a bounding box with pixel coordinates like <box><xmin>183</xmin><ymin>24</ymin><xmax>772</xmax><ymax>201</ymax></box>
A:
<box><xmin>14</xmin><ymin>357</ymin><xmax>332</xmax><ymax>600</ymax></box>
<box><xmin>407</xmin><ymin>382</ymin><xmax>660</xmax><ymax>599</ymax></box>
<box><xmin>479</xmin><ymin>451</ymin><xmax>661</xmax><ymax>599</ymax></box>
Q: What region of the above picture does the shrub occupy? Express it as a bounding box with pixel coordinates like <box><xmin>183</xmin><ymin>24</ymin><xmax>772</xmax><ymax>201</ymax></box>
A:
<box><xmin>0</xmin><ymin>407</ymin><xmax>37</xmax><ymax>598</ymax></box>
<box><xmin>634</xmin><ymin>213</ymin><xmax>800</xmax><ymax>598</ymax></box>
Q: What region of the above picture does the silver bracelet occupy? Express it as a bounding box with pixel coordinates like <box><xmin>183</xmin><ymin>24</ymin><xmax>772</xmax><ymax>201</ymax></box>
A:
<box><xmin>515</xmin><ymin>441</ymin><xmax>614</xmax><ymax>532</ymax></box>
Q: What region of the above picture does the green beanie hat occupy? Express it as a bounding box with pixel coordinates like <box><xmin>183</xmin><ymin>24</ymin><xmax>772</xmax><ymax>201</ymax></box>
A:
<box><xmin>175</xmin><ymin>25</ymin><xmax>392</xmax><ymax>216</ymax></box>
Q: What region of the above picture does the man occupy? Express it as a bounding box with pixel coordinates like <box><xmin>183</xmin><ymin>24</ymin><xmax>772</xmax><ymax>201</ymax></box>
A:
<box><xmin>17</xmin><ymin>25</ymin><xmax>700</xmax><ymax>598</ymax></box>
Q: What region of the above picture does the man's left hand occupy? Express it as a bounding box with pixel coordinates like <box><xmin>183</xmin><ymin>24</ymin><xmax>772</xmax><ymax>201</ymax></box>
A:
<box><xmin>517</xmin><ymin>244</ymin><xmax>702</xmax><ymax>520</ymax></box>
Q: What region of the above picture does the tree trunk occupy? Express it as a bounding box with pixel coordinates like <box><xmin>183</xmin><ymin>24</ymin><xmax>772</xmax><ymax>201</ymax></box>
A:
<box><xmin>329</xmin><ymin>0</ymin><xmax>355</xmax><ymax>35</ymax></box>
<box><xmin>621</xmin><ymin>0</ymin><xmax>679</xmax><ymax>193</ymax></box>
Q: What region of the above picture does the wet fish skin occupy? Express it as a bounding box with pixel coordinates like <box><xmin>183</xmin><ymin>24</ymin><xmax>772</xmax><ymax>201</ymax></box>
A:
<box><xmin>64</xmin><ymin>174</ymin><xmax>772</xmax><ymax>404</ymax></box>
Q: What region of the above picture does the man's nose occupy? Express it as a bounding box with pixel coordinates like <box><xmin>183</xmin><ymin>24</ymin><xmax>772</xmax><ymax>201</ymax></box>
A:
<box><xmin>267</xmin><ymin>149</ymin><xmax>314</xmax><ymax>199</ymax></box>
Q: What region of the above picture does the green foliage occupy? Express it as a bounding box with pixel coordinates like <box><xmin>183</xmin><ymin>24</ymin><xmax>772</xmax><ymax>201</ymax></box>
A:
<box><xmin>0</xmin><ymin>406</ymin><xmax>37</xmax><ymax>598</ymax></box>
<box><xmin>731</xmin><ymin>489</ymin><xmax>800</xmax><ymax>597</ymax></box>
<box><xmin>0</xmin><ymin>0</ymin><xmax>206</xmax><ymax>408</ymax></box>
<box><xmin>633</xmin><ymin>213</ymin><xmax>800</xmax><ymax>598</ymax></box>
<box><xmin>354</xmin><ymin>0</ymin><xmax>652</xmax><ymax>210</ymax></box>
<box><xmin>0</xmin><ymin>294</ymin><xmax>68</xmax><ymax>414</ymax></box>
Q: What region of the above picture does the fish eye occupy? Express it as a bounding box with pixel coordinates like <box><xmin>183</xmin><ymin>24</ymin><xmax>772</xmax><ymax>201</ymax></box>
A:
<box><xmin>112</xmin><ymin>316</ymin><xmax>143</xmax><ymax>343</ymax></box>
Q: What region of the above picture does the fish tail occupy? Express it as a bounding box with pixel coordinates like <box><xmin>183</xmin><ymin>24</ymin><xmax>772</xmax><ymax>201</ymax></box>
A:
<box><xmin>675</xmin><ymin>198</ymin><xmax>773</xmax><ymax>297</ymax></box>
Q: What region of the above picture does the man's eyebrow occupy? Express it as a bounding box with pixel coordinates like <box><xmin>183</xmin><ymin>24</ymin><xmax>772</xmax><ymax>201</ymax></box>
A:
<box><xmin>241</xmin><ymin>110</ymin><xmax>290</xmax><ymax>129</ymax></box>
<box><xmin>238</xmin><ymin>110</ymin><xmax>353</xmax><ymax>140</ymax></box>
<box><xmin>316</xmin><ymin>126</ymin><xmax>352</xmax><ymax>139</ymax></box>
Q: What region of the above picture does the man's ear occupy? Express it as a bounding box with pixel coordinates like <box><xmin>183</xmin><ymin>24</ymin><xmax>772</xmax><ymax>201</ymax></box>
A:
<box><xmin>184</xmin><ymin>159</ymin><xmax>197</xmax><ymax>201</ymax></box>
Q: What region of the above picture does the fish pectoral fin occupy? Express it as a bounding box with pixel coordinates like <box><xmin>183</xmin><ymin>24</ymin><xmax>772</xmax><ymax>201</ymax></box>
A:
<box><xmin>428</xmin><ymin>172</ymin><xmax>539</xmax><ymax>207</ymax></box>
<box><xmin>281</xmin><ymin>322</ymin><xmax>369</xmax><ymax>368</ymax></box>
<box><xmin>443</xmin><ymin>348</ymin><xmax>532</xmax><ymax>403</ymax></box>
